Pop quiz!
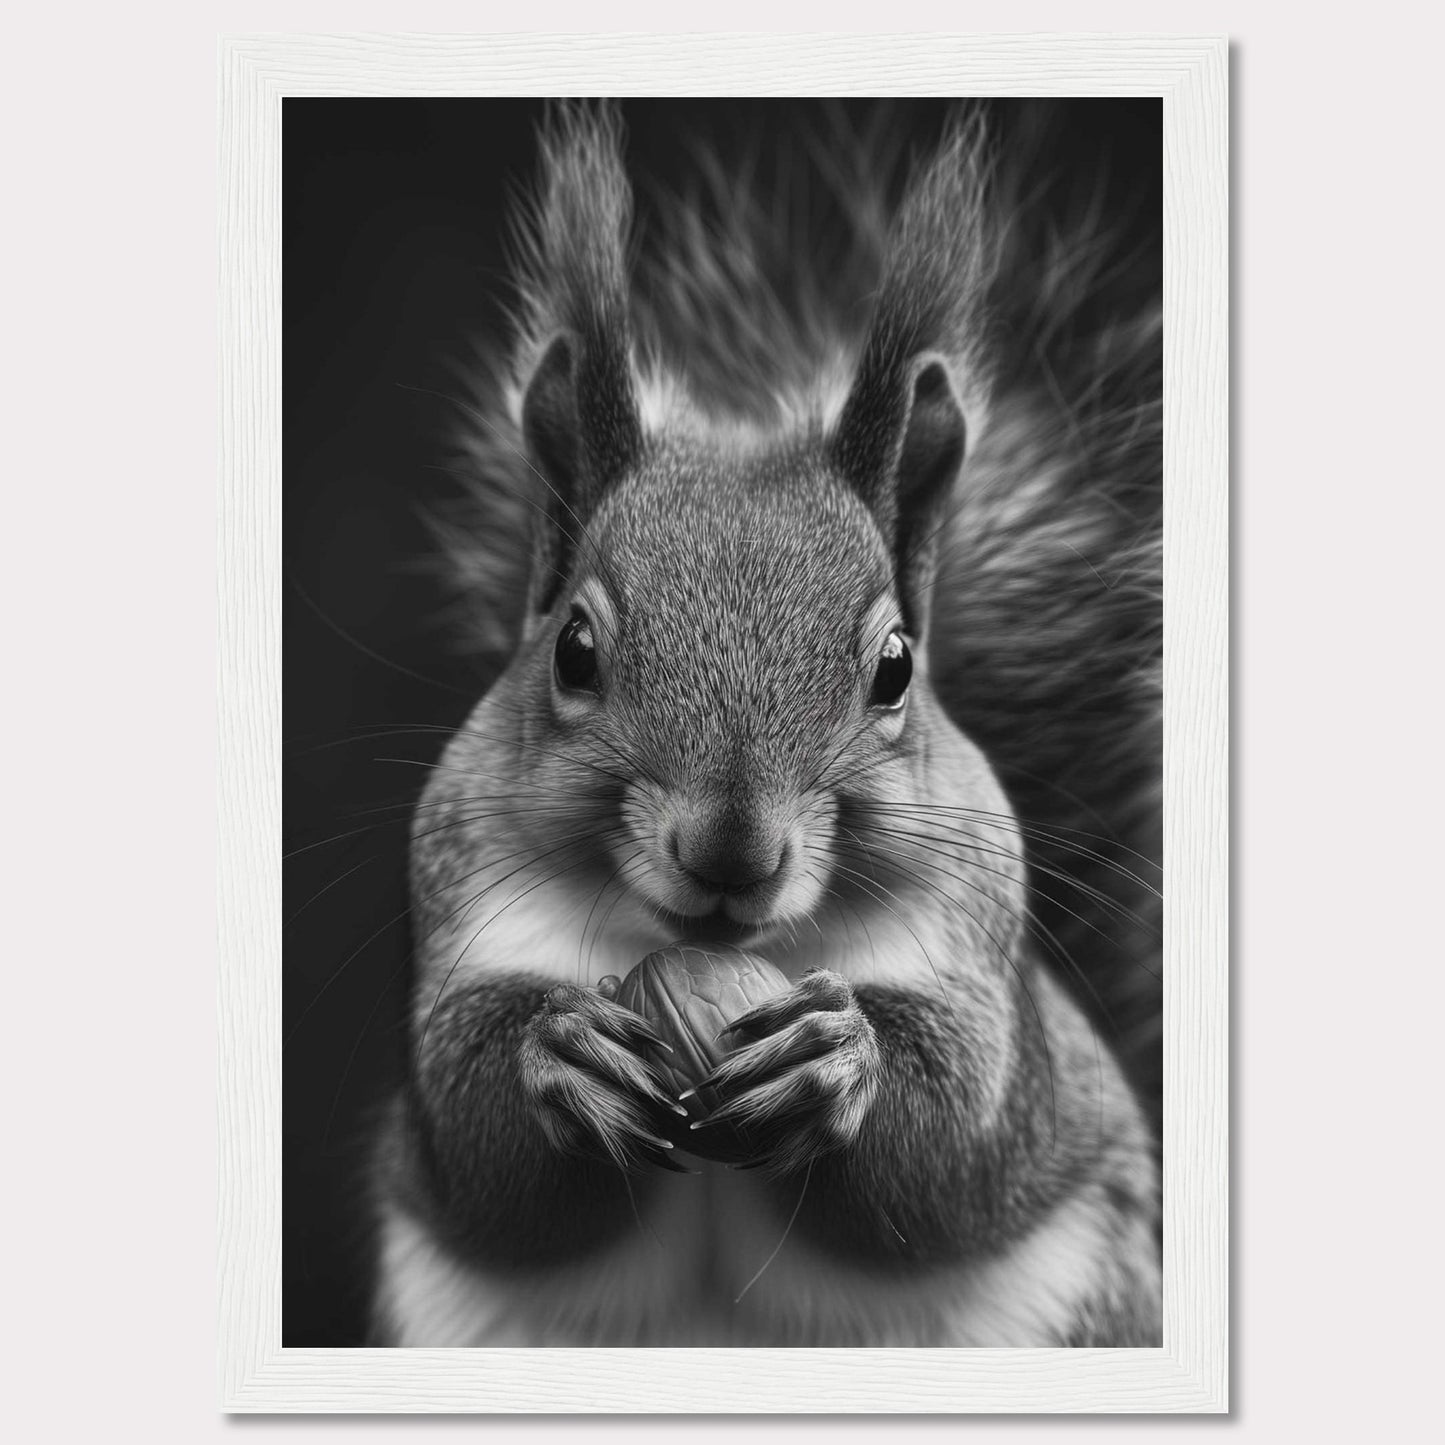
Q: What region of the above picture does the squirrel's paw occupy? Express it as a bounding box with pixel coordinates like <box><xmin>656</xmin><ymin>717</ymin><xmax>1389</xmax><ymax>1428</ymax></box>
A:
<box><xmin>691</xmin><ymin>969</ymin><xmax>881</xmax><ymax>1175</ymax></box>
<box><xmin>518</xmin><ymin>983</ymin><xmax>692</xmax><ymax>1172</ymax></box>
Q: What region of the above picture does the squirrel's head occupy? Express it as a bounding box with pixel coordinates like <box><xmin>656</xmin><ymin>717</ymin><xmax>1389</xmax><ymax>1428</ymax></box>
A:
<box><xmin>507</xmin><ymin>323</ymin><xmax>974</xmax><ymax>937</ymax></box>
<box><xmin>480</xmin><ymin>104</ymin><xmax>1010</xmax><ymax>943</ymax></box>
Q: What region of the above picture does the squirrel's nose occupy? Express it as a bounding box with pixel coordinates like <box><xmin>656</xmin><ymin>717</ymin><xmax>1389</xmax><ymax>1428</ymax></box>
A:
<box><xmin>672</xmin><ymin>828</ymin><xmax>785</xmax><ymax>896</ymax></box>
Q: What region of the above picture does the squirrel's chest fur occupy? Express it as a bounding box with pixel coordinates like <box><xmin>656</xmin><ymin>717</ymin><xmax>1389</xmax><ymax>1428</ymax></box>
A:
<box><xmin>376</xmin><ymin>1156</ymin><xmax>1116</xmax><ymax>1347</ymax></box>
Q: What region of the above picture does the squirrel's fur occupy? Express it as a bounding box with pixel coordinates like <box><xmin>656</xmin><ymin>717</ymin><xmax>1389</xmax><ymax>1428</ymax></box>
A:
<box><xmin>378</xmin><ymin>101</ymin><xmax>1162</xmax><ymax>1347</ymax></box>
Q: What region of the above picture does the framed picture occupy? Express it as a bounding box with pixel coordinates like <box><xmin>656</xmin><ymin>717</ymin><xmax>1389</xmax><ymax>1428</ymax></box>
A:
<box><xmin>222</xmin><ymin>32</ymin><xmax>1227</xmax><ymax>1412</ymax></box>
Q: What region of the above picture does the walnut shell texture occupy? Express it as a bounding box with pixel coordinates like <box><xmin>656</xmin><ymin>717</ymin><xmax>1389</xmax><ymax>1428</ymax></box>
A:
<box><xmin>615</xmin><ymin>943</ymin><xmax>790</xmax><ymax>1162</ymax></box>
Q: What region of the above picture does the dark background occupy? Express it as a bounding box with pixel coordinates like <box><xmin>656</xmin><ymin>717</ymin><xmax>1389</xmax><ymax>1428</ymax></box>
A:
<box><xmin>283</xmin><ymin>97</ymin><xmax>1161</xmax><ymax>1346</ymax></box>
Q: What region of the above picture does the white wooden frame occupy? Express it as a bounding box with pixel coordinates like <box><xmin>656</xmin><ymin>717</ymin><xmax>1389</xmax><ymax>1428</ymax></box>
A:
<box><xmin>219</xmin><ymin>32</ymin><xmax>1228</xmax><ymax>1412</ymax></box>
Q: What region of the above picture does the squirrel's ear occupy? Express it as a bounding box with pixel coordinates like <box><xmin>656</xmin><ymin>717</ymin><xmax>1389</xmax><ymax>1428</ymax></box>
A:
<box><xmin>521</xmin><ymin>330</ymin><xmax>642</xmax><ymax>613</ymax></box>
<box><xmin>522</xmin><ymin>333</ymin><xmax>583</xmax><ymax>503</ymax></box>
<box><xmin>517</xmin><ymin>105</ymin><xmax>643</xmax><ymax>615</ymax></box>
<box><xmin>832</xmin><ymin>352</ymin><xmax>966</xmax><ymax>637</ymax></box>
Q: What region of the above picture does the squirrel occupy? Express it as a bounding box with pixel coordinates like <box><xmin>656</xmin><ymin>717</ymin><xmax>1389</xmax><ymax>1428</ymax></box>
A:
<box><xmin>369</xmin><ymin>101</ymin><xmax>1163</xmax><ymax>1347</ymax></box>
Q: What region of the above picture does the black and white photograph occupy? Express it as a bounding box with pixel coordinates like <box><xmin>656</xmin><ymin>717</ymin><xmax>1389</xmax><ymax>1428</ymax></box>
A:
<box><xmin>284</xmin><ymin>94</ymin><xmax>1167</xmax><ymax>1351</ymax></box>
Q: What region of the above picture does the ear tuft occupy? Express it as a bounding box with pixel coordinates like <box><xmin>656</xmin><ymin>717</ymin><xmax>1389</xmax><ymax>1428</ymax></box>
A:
<box><xmin>515</xmin><ymin>104</ymin><xmax>643</xmax><ymax>614</ymax></box>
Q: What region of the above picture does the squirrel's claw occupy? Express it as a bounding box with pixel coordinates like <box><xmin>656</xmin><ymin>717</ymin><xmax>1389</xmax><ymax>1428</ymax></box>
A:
<box><xmin>521</xmin><ymin>984</ymin><xmax>690</xmax><ymax>1171</ymax></box>
<box><xmin>692</xmin><ymin>975</ymin><xmax>881</xmax><ymax>1170</ymax></box>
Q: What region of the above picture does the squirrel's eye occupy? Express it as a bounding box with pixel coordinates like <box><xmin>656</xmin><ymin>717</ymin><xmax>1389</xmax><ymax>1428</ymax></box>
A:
<box><xmin>869</xmin><ymin>631</ymin><xmax>912</xmax><ymax>710</ymax></box>
<box><xmin>554</xmin><ymin>611</ymin><xmax>600</xmax><ymax>693</ymax></box>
